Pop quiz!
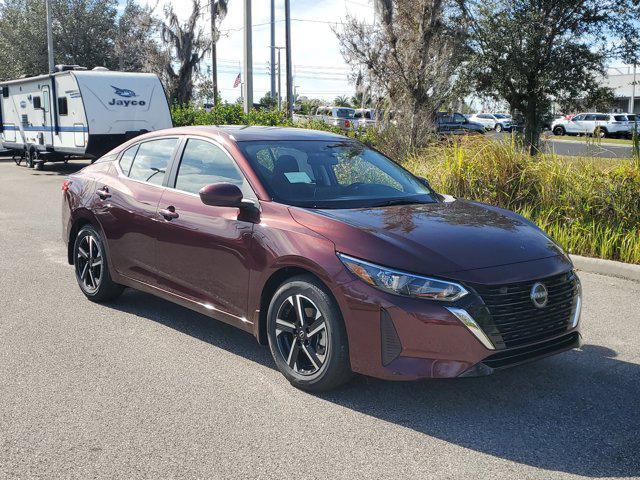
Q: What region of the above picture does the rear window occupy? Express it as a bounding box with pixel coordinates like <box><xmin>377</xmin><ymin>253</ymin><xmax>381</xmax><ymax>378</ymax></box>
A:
<box><xmin>119</xmin><ymin>144</ymin><xmax>139</xmax><ymax>175</ymax></box>
<box><xmin>127</xmin><ymin>138</ymin><xmax>178</xmax><ymax>186</ymax></box>
<box><xmin>335</xmin><ymin>109</ymin><xmax>355</xmax><ymax>119</ymax></box>
<box><xmin>595</xmin><ymin>114</ymin><xmax>609</xmax><ymax>121</ymax></box>
<box><xmin>628</xmin><ymin>114</ymin><xmax>637</xmax><ymax>121</ymax></box>
<box><xmin>614</xmin><ymin>115</ymin><xmax>627</xmax><ymax>121</ymax></box>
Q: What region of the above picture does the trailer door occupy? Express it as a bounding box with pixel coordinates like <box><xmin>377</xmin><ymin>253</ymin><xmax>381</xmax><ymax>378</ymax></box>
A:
<box><xmin>40</xmin><ymin>85</ymin><xmax>53</xmax><ymax>146</ymax></box>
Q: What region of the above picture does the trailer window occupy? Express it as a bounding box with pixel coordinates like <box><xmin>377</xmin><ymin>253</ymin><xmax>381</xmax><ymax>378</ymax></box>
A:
<box><xmin>2</xmin><ymin>86</ymin><xmax>8</xmax><ymax>98</ymax></box>
<box><xmin>58</xmin><ymin>97</ymin><xmax>68</xmax><ymax>116</ymax></box>
<box><xmin>33</xmin><ymin>96</ymin><xmax>42</xmax><ymax>109</ymax></box>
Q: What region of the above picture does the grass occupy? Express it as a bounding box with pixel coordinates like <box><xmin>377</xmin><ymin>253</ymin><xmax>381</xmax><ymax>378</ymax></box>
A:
<box><xmin>403</xmin><ymin>136</ymin><xmax>640</xmax><ymax>264</ymax></box>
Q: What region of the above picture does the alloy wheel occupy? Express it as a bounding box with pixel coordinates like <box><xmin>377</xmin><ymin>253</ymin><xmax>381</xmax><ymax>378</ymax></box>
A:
<box><xmin>275</xmin><ymin>294</ymin><xmax>328</xmax><ymax>376</ymax></box>
<box><xmin>75</xmin><ymin>234</ymin><xmax>103</xmax><ymax>293</ymax></box>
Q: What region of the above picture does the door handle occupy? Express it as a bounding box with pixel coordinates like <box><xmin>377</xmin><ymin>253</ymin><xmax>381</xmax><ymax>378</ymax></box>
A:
<box><xmin>159</xmin><ymin>206</ymin><xmax>179</xmax><ymax>220</ymax></box>
<box><xmin>96</xmin><ymin>187</ymin><xmax>111</xmax><ymax>199</ymax></box>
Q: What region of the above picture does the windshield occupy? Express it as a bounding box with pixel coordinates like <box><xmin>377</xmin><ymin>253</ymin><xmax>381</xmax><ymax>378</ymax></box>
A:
<box><xmin>335</xmin><ymin>108</ymin><xmax>355</xmax><ymax>118</ymax></box>
<box><xmin>237</xmin><ymin>140</ymin><xmax>437</xmax><ymax>209</ymax></box>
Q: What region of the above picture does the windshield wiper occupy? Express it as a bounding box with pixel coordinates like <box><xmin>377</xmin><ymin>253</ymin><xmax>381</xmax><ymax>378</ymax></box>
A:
<box><xmin>372</xmin><ymin>198</ymin><xmax>432</xmax><ymax>207</ymax></box>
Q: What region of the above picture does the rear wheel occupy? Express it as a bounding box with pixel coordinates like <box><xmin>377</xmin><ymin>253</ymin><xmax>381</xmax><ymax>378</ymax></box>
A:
<box><xmin>26</xmin><ymin>148</ymin><xmax>35</xmax><ymax>168</ymax></box>
<box><xmin>73</xmin><ymin>225</ymin><xmax>124</xmax><ymax>302</ymax></box>
<box><xmin>595</xmin><ymin>127</ymin><xmax>608</xmax><ymax>138</ymax></box>
<box><xmin>267</xmin><ymin>275</ymin><xmax>352</xmax><ymax>392</ymax></box>
<box><xmin>495</xmin><ymin>123</ymin><xmax>503</xmax><ymax>133</ymax></box>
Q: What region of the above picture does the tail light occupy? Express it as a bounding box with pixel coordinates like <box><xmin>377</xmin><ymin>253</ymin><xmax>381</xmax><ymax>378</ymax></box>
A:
<box><xmin>62</xmin><ymin>180</ymin><xmax>72</xmax><ymax>192</ymax></box>
<box><xmin>345</xmin><ymin>120</ymin><xmax>351</xmax><ymax>128</ymax></box>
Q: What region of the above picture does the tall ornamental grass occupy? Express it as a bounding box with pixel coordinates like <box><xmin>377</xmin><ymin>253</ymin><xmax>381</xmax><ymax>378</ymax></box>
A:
<box><xmin>404</xmin><ymin>137</ymin><xmax>640</xmax><ymax>264</ymax></box>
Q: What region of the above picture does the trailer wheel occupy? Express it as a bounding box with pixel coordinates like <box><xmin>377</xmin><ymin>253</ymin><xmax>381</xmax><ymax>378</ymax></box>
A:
<box><xmin>25</xmin><ymin>147</ymin><xmax>36</xmax><ymax>168</ymax></box>
<box><xmin>13</xmin><ymin>152</ymin><xmax>24</xmax><ymax>166</ymax></box>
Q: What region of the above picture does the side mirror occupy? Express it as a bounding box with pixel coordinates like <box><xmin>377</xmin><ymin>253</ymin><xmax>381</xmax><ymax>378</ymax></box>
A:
<box><xmin>199</xmin><ymin>183</ymin><xmax>243</xmax><ymax>207</ymax></box>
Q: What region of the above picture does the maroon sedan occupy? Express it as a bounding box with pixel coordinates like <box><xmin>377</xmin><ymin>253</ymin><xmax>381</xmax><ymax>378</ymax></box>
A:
<box><xmin>62</xmin><ymin>126</ymin><xmax>582</xmax><ymax>391</ymax></box>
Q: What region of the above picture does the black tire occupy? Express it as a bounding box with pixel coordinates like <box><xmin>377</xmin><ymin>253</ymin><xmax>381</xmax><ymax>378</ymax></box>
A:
<box><xmin>34</xmin><ymin>160</ymin><xmax>44</xmax><ymax>171</ymax></box>
<box><xmin>26</xmin><ymin>148</ymin><xmax>34</xmax><ymax>168</ymax></box>
<box><xmin>267</xmin><ymin>275</ymin><xmax>352</xmax><ymax>392</ymax></box>
<box><xmin>595</xmin><ymin>127</ymin><xmax>607</xmax><ymax>139</ymax></box>
<box><xmin>553</xmin><ymin>126</ymin><xmax>565</xmax><ymax>136</ymax></box>
<box><xmin>495</xmin><ymin>123</ymin><xmax>503</xmax><ymax>133</ymax></box>
<box><xmin>73</xmin><ymin>225</ymin><xmax>124</xmax><ymax>302</ymax></box>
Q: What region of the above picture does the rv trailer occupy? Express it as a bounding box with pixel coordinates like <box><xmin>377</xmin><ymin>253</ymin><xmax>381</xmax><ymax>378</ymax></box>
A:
<box><xmin>0</xmin><ymin>66</ymin><xmax>172</xmax><ymax>169</ymax></box>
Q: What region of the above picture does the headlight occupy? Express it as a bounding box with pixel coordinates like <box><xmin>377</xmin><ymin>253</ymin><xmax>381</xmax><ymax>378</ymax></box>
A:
<box><xmin>337</xmin><ymin>253</ymin><xmax>468</xmax><ymax>301</ymax></box>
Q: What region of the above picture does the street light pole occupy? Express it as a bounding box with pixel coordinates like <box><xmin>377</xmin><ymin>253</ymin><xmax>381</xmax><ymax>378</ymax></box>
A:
<box><xmin>210</xmin><ymin>0</ymin><xmax>219</xmax><ymax>106</ymax></box>
<box><xmin>243</xmin><ymin>0</ymin><xmax>253</xmax><ymax>114</ymax></box>
<box><xmin>284</xmin><ymin>0</ymin><xmax>293</xmax><ymax>118</ymax></box>
<box><xmin>270</xmin><ymin>0</ymin><xmax>276</xmax><ymax>100</ymax></box>
<box><xmin>45</xmin><ymin>0</ymin><xmax>55</xmax><ymax>73</ymax></box>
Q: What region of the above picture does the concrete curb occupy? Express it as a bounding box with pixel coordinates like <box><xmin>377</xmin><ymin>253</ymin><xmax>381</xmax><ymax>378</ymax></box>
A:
<box><xmin>570</xmin><ymin>254</ymin><xmax>640</xmax><ymax>282</ymax></box>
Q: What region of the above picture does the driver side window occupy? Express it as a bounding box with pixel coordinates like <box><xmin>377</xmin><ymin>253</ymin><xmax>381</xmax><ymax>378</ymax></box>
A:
<box><xmin>174</xmin><ymin>138</ymin><xmax>255</xmax><ymax>199</ymax></box>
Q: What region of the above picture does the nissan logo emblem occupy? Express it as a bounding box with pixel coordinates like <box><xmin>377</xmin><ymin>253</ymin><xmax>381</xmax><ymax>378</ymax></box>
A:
<box><xmin>530</xmin><ymin>282</ymin><xmax>548</xmax><ymax>308</ymax></box>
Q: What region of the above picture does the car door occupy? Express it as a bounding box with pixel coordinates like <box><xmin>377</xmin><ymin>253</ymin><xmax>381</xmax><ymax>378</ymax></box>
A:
<box><xmin>154</xmin><ymin>137</ymin><xmax>256</xmax><ymax>323</ymax></box>
<box><xmin>566</xmin><ymin>114</ymin><xmax>584</xmax><ymax>133</ymax></box>
<box><xmin>94</xmin><ymin>137</ymin><xmax>180</xmax><ymax>285</ymax></box>
<box><xmin>581</xmin><ymin>114</ymin><xmax>596</xmax><ymax>134</ymax></box>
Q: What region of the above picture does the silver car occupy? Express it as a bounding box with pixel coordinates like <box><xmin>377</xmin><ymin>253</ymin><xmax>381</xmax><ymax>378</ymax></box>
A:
<box><xmin>314</xmin><ymin>106</ymin><xmax>355</xmax><ymax>131</ymax></box>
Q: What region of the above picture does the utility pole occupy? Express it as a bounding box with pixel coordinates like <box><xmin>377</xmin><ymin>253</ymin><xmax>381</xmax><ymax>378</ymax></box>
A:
<box><xmin>270</xmin><ymin>0</ymin><xmax>276</xmax><ymax>100</ymax></box>
<box><xmin>274</xmin><ymin>47</ymin><xmax>284</xmax><ymax>110</ymax></box>
<box><xmin>243</xmin><ymin>0</ymin><xmax>253</xmax><ymax>114</ymax></box>
<box><xmin>631</xmin><ymin>63</ymin><xmax>637</xmax><ymax>114</ymax></box>
<box><xmin>284</xmin><ymin>0</ymin><xmax>293</xmax><ymax>117</ymax></box>
<box><xmin>210</xmin><ymin>1</ymin><xmax>219</xmax><ymax>106</ymax></box>
<box><xmin>45</xmin><ymin>0</ymin><xmax>55</xmax><ymax>73</ymax></box>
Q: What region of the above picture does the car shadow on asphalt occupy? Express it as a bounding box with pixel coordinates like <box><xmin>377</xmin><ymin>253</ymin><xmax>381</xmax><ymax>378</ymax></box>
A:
<box><xmin>1</xmin><ymin>159</ymin><xmax>89</xmax><ymax>175</ymax></box>
<box><xmin>110</xmin><ymin>288</ymin><xmax>639</xmax><ymax>478</ymax></box>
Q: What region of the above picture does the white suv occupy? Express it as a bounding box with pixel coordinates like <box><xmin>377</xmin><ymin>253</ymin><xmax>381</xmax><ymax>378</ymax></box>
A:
<box><xmin>468</xmin><ymin>113</ymin><xmax>514</xmax><ymax>132</ymax></box>
<box><xmin>551</xmin><ymin>113</ymin><xmax>629</xmax><ymax>138</ymax></box>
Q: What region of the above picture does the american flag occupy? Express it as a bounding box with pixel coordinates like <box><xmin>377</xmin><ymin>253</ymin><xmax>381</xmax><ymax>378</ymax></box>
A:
<box><xmin>233</xmin><ymin>73</ymin><xmax>241</xmax><ymax>88</ymax></box>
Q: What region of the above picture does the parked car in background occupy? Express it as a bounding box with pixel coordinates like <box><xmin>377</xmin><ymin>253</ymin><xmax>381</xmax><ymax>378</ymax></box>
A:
<box><xmin>353</xmin><ymin>108</ymin><xmax>380</xmax><ymax>129</ymax></box>
<box><xmin>622</xmin><ymin>113</ymin><xmax>638</xmax><ymax>138</ymax></box>
<box><xmin>436</xmin><ymin>112</ymin><xmax>485</xmax><ymax>135</ymax></box>
<box><xmin>62</xmin><ymin>126</ymin><xmax>581</xmax><ymax>392</ymax></box>
<box><xmin>314</xmin><ymin>106</ymin><xmax>355</xmax><ymax>131</ymax></box>
<box><xmin>468</xmin><ymin>113</ymin><xmax>514</xmax><ymax>132</ymax></box>
<box><xmin>551</xmin><ymin>113</ymin><xmax>629</xmax><ymax>138</ymax></box>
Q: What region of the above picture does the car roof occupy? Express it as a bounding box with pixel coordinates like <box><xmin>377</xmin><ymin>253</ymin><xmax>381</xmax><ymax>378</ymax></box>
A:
<box><xmin>139</xmin><ymin>125</ymin><xmax>349</xmax><ymax>142</ymax></box>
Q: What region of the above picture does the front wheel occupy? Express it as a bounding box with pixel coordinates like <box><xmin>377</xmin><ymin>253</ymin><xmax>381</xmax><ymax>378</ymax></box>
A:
<box><xmin>495</xmin><ymin>123</ymin><xmax>503</xmax><ymax>133</ymax></box>
<box><xmin>267</xmin><ymin>275</ymin><xmax>352</xmax><ymax>392</ymax></box>
<box><xmin>73</xmin><ymin>225</ymin><xmax>124</xmax><ymax>302</ymax></box>
<box><xmin>553</xmin><ymin>126</ymin><xmax>565</xmax><ymax>136</ymax></box>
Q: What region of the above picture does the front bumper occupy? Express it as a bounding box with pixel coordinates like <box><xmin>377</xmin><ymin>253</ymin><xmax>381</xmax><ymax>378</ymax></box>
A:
<box><xmin>335</xmin><ymin>256</ymin><xmax>581</xmax><ymax>381</ymax></box>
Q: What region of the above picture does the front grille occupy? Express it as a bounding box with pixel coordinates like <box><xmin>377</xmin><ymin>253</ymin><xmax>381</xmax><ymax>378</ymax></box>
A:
<box><xmin>483</xmin><ymin>332</ymin><xmax>580</xmax><ymax>369</ymax></box>
<box><xmin>469</xmin><ymin>271</ymin><xmax>578</xmax><ymax>349</ymax></box>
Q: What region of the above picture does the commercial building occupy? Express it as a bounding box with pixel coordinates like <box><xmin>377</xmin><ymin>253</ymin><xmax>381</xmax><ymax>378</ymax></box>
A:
<box><xmin>602</xmin><ymin>66</ymin><xmax>639</xmax><ymax>113</ymax></box>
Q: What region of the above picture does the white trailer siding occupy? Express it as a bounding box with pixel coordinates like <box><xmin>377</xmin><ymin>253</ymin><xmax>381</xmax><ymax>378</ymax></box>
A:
<box><xmin>72</xmin><ymin>71</ymin><xmax>171</xmax><ymax>138</ymax></box>
<box><xmin>1</xmin><ymin>69</ymin><xmax>171</xmax><ymax>159</ymax></box>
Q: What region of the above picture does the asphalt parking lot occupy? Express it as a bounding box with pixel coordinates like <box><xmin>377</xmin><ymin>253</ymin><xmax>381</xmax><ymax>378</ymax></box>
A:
<box><xmin>1</xmin><ymin>157</ymin><xmax>639</xmax><ymax>479</ymax></box>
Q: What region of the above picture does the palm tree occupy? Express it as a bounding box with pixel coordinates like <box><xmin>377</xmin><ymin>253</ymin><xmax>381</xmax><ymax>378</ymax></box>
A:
<box><xmin>161</xmin><ymin>0</ymin><xmax>210</xmax><ymax>105</ymax></box>
<box><xmin>333</xmin><ymin>95</ymin><xmax>351</xmax><ymax>107</ymax></box>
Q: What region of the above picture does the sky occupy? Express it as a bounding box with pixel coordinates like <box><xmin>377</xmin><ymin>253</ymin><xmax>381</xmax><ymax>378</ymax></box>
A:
<box><xmin>133</xmin><ymin>0</ymin><xmax>376</xmax><ymax>103</ymax></box>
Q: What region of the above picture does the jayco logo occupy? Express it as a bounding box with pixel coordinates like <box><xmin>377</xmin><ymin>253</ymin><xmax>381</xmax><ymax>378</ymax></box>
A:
<box><xmin>108</xmin><ymin>85</ymin><xmax>146</xmax><ymax>106</ymax></box>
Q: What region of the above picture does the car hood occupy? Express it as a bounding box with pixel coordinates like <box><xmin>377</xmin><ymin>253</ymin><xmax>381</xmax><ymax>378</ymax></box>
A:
<box><xmin>289</xmin><ymin>199</ymin><xmax>564</xmax><ymax>276</ymax></box>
